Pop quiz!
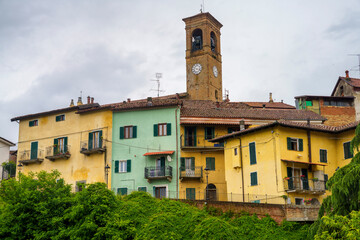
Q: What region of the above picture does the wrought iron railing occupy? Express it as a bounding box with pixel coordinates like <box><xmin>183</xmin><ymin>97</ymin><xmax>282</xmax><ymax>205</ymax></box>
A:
<box><xmin>180</xmin><ymin>135</ymin><xmax>224</xmax><ymax>148</ymax></box>
<box><xmin>284</xmin><ymin>177</ymin><xmax>326</xmax><ymax>192</ymax></box>
<box><xmin>179</xmin><ymin>166</ymin><xmax>203</xmax><ymax>178</ymax></box>
<box><xmin>46</xmin><ymin>145</ymin><xmax>71</xmax><ymax>157</ymax></box>
<box><xmin>19</xmin><ymin>149</ymin><xmax>44</xmax><ymax>161</ymax></box>
<box><xmin>145</xmin><ymin>166</ymin><xmax>173</xmax><ymax>179</ymax></box>
<box><xmin>80</xmin><ymin>139</ymin><xmax>105</xmax><ymax>151</ymax></box>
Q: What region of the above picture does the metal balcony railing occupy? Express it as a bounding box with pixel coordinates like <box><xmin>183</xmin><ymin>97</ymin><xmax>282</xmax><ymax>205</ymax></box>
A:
<box><xmin>180</xmin><ymin>135</ymin><xmax>224</xmax><ymax>148</ymax></box>
<box><xmin>80</xmin><ymin>139</ymin><xmax>105</xmax><ymax>155</ymax></box>
<box><xmin>179</xmin><ymin>166</ymin><xmax>203</xmax><ymax>179</ymax></box>
<box><xmin>145</xmin><ymin>166</ymin><xmax>173</xmax><ymax>180</ymax></box>
<box><xmin>18</xmin><ymin>149</ymin><xmax>44</xmax><ymax>165</ymax></box>
<box><xmin>45</xmin><ymin>145</ymin><xmax>71</xmax><ymax>160</ymax></box>
<box><xmin>284</xmin><ymin>177</ymin><xmax>326</xmax><ymax>194</ymax></box>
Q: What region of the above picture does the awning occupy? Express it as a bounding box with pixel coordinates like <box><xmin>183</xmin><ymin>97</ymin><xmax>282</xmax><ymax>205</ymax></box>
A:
<box><xmin>281</xmin><ymin>159</ymin><xmax>327</xmax><ymax>166</ymax></box>
<box><xmin>143</xmin><ymin>151</ymin><xmax>175</xmax><ymax>156</ymax></box>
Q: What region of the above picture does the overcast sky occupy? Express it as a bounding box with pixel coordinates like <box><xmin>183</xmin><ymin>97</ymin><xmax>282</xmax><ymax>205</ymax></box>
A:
<box><xmin>1</xmin><ymin>0</ymin><xmax>360</xmax><ymax>146</ymax></box>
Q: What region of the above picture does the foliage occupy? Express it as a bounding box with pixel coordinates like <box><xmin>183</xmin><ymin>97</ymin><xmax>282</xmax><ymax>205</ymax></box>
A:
<box><xmin>1</xmin><ymin>162</ymin><xmax>16</xmax><ymax>177</ymax></box>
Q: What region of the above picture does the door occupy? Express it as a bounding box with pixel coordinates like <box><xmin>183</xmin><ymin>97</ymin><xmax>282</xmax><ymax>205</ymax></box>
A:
<box><xmin>185</xmin><ymin>127</ymin><xmax>196</xmax><ymax>146</ymax></box>
<box><xmin>185</xmin><ymin>157</ymin><xmax>195</xmax><ymax>176</ymax></box>
<box><xmin>301</xmin><ymin>169</ymin><xmax>309</xmax><ymax>190</ymax></box>
<box><xmin>293</xmin><ymin>169</ymin><xmax>301</xmax><ymax>190</ymax></box>
<box><xmin>206</xmin><ymin>184</ymin><xmax>217</xmax><ymax>201</ymax></box>
<box><xmin>156</xmin><ymin>157</ymin><xmax>165</xmax><ymax>176</ymax></box>
<box><xmin>30</xmin><ymin>142</ymin><xmax>38</xmax><ymax>159</ymax></box>
<box><xmin>154</xmin><ymin>187</ymin><xmax>166</xmax><ymax>199</ymax></box>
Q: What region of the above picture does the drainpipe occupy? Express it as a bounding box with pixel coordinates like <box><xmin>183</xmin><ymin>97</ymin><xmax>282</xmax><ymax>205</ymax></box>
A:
<box><xmin>307</xmin><ymin>119</ymin><xmax>312</xmax><ymax>163</ymax></box>
<box><xmin>239</xmin><ymin>138</ymin><xmax>245</xmax><ymax>202</ymax></box>
<box><xmin>175</xmin><ymin>105</ymin><xmax>180</xmax><ymax>199</ymax></box>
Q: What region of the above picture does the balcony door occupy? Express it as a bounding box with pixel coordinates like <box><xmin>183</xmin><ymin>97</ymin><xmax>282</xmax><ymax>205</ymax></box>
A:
<box><xmin>154</xmin><ymin>186</ymin><xmax>166</xmax><ymax>199</ymax></box>
<box><xmin>30</xmin><ymin>142</ymin><xmax>38</xmax><ymax>159</ymax></box>
<box><xmin>156</xmin><ymin>157</ymin><xmax>165</xmax><ymax>176</ymax></box>
<box><xmin>185</xmin><ymin>127</ymin><xmax>196</xmax><ymax>146</ymax></box>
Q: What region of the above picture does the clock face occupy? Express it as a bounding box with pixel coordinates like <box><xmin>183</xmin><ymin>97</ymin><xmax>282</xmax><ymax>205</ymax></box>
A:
<box><xmin>213</xmin><ymin>66</ymin><xmax>218</xmax><ymax>77</ymax></box>
<box><xmin>192</xmin><ymin>63</ymin><xmax>202</xmax><ymax>75</ymax></box>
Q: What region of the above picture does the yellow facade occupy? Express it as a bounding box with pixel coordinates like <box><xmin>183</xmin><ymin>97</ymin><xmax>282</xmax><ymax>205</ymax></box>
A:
<box><xmin>16</xmin><ymin>108</ymin><xmax>112</xmax><ymax>191</ymax></box>
<box><xmin>222</xmin><ymin>124</ymin><xmax>355</xmax><ymax>205</ymax></box>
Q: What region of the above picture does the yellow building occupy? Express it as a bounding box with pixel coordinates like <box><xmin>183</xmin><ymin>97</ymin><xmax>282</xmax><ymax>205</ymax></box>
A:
<box><xmin>11</xmin><ymin>97</ymin><xmax>112</xmax><ymax>191</ymax></box>
<box><xmin>210</xmin><ymin>121</ymin><xmax>358</xmax><ymax>205</ymax></box>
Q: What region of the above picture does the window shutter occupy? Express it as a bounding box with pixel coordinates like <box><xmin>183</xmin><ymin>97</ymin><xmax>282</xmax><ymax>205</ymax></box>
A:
<box><xmin>115</xmin><ymin>160</ymin><xmax>119</xmax><ymax>173</ymax></box>
<box><xmin>206</xmin><ymin>158</ymin><xmax>210</xmax><ymax>170</ymax></box>
<box><xmin>249</xmin><ymin>142</ymin><xmax>256</xmax><ymax>165</ymax></box>
<box><xmin>29</xmin><ymin>121</ymin><xmax>34</xmax><ymax>127</ymax></box>
<box><xmin>228</xmin><ymin>128</ymin><xmax>232</xmax><ymax>133</ymax></box>
<box><xmin>132</xmin><ymin>126</ymin><xmax>137</xmax><ymax>138</ymax></box>
<box><xmin>287</xmin><ymin>137</ymin><xmax>291</xmax><ymax>150</ymax></box>
<box><xmin>53</xmin><ymin>138</ymin><xmax>58</xmax><ymax>154</ymax></box>
<box><xmin>31</xmin><ymin>142</ymin><xmax>38</xmax><ymax>159</ymax></box>
<box><xmin>287</xmin><ymin>167</ymin><xmax>293</xmax><ymax>189</ymax></box>
<box><xmin>138</xmin><ymin>187</ymin><xmax>146</xmax><ymax>192</ymax></box>
<box><xmin>251</xmin><ymin>172</ymin><xmax>257</xmax><ymax>186</ymax></box>
<box><xmin>191</xmin><ymin>157</ymin><xmax>195</xmax><ymax>170</ymax></box>
<box><xmin>186</xmin><ymin>188</ymin><xmax>195</xmax><ymax>200</ymax></box>
<box><xmin>127</xmin><ymin>159</ymin><xmax>131</xmax><ymax>172</ymax></box>
<box><xmin>88</xmin><ymin>132</ymin><xmax>93</xmax><ymax>150</ymax></box>
<box><xmin>212</xmin><ymin>158</ymin><xmax>215</xmax><ymax>170</ymax></box>
<box><xmin>205</xmin><ymin>127</ymin><xmax>208</xmax><ymax>139</ymax></box>
<box><xmin>153</xmin><ymin>124</ymin><xmax>158</xmax><ymax>136</ymax></box>
<box><xmin>301</xmin><ymin>168</ymin><xmax>309</xmax><ymax>190</ymax></box>
<box><xmin>120</xmin><ymin>127</ymin><xmax>124</xmax><ymax>139</ymax></box>
<box><xmin>180</xmin><ymin>157</ymin><xmax>185</xmax><ymax>170</ymax></box>
<box><xmin>211</xmin><ymin>127</ymin><xmax>214</xmax><ymax>139</ymax></box>
<box><xmin>99</xmin><ymin>131</ymin><xmax>103</xmax><ymax>148</ymax></box>
<box><xmin>167</xmin><ymin>123</ymin><xmax>171</xmax><ymax>136</ymax></box>
<box><xmin>64</xmin><ymin>137</ymin><xmax>68</xmax><ymax>152</ymax></box>
<box><xmin>193</xmin><ymin>128</ymin><xmax>197</xmax><ymax>147</ymax></box>
<box><xmin>299</xmin><ymin>139</ymin><xmax>303</xmax><ymax>151</ymax></box>
<box><xmin>56</xmin><ymin>116</ymin><xmax>60</xmax><ymax>122</ymax></box>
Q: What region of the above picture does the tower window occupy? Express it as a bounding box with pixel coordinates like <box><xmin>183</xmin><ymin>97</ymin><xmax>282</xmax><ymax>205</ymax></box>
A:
<box><xmin>215</xmin><ymin>90</ymin><xmax>218</xmax><ymax>100</ymax></box>
<box><xmin>192</xmin><ymin>29</ymin><xmax>203</xmax><ymax>51</ymax></box>
<box><xmin>210</xmin><ymin>32</ymin><xmax>216</xmax><ymax>52</ymax></box>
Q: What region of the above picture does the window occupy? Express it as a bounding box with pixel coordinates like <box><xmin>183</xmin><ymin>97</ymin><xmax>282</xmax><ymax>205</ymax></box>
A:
<box><xmin>324</xmin><ymin>174</ymin><xmax>328</xmax><ymax>190</ymax></box>
<box><xmin>120</xmin><ymin>126</ymin><xmax>137</xmax><ymax>139</ymax></box>
<box><xmin>343</xmin><ymin>141</ymin><xmax>353</xmax><ymax>159</ymax></box>
<box><xmin>56</xmin><ymin>114</ymin><xmax>65</xmax><ymax>122</ymax></box>
<box><xmin>206</xmin><ymin>157</ymin><xmax>215</xmax><ymax>171</ymax></box>
<box><xmin>295</xmin><ymin>198</ymin><xmax>303</xmax><ymax>205</ymax></box>
<box><xmin>320</xmin><ymin>149</ymin><xmax>327</xmax><ymax>163</ymax></box>
<box><xmin>30</xmin><ymin>141</ymin><xmax>38</xmax><ymax>159</ymax></box>
<box><xmin>250</xmin><ymin>172</ymin><xmax>258</xmax><ymax>186</ymax></box>
<box><xmin>117</xmin><ymin>188</ymin><xmax>128</xmax><ymax>196</ymax></box>
<box><xmin>54</xmin><ymin>137</ymin><xmax>68</xmax><ymax>154</ymax></box>
<box><xmin>29</xmin><ymin>120</ymin><xmax>38</xmax><ymax>127</ymax></box>
<box><xmin>287</xmin><ymin>137</ymin><xmax>303</xmax><ymax>151</ymax></box>
<box><xmin>204</xmin><ymin>127</ymin><xmax>215</xmax><ymax>140</ymax></box>
<box><xmin>184</xmin><ymin>126</ymin><xmax>196</xmax><ymax>146</ymax></box>
<box><xmin>192</xmin><ymin>28</ymin><xmax>203</xmax><ymax>51</ymax></box>
<box><xmin>234</xmin><ymin>148</ymin><xmax>238</xmax><ymax>156</ymax></box>
<box><xmin>114</xmin><ymin>160</ymin><xmax>131</xmax><ymax>173</ymax></box>
<box><xmin>180</xmin><ymin>157</ymin><xmax>195</xmax><ymax>171</ymax></box>
<box><xmin>249</xmin><ymin>142</ymin><xmax>256</xmax><ymax>165</ymax></box>
<box><xmin>154</xmin><ymin>123</ymin><xmax>171</xmax><ymax>136</ymax></box>
<box><xmin>210</xmin><ymin>31</ymin><xmax>216</xmax><ymax>52</ymax></box>
<box><xmin>88</xmin><ymin>131</ymin><xmax>102</xmax><ymax>149</ymax></box>
<box><xmin>305</xmin><ymin>100</ymin><xmax>313</xmax><ymax>107</ymax></box>
<box><xmin>186</xmin><ymin>188</ymin><xmax>196</xmax><ymax>200</ymax></box>
<box><xmin>228</xmin><ymin>127</ymin><xmax>240</xmax><ymax>133</ymax></box>
<box><xmin>76</xmin><ymin>180</ymin><xmax>86</xmax><ymax>192</ymax></box>
<box><xmin>138</xmin><ymin>187</ymin><xmax>147</xmax><ymax>192</ymax></box>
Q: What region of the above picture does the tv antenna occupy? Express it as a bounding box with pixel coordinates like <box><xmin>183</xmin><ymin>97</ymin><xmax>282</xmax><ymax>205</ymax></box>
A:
<box><xmin>150</xmin><ymin>73</ymin><xmax>165</xmax><ymax>97</ymax></box>
<box><xmin>348</xmin><ymin>54</ymin><xmax>360</xmax><ymax>77</ymax></box>
<box><xmin>200</xmin><ymin>0</ymin><xmax>205</xmax><ymax>13</ymax></box>
<box><xmin>223</xmin><ymin>89</ymin><xmax>229</xmax><ymax>101</ymax></box>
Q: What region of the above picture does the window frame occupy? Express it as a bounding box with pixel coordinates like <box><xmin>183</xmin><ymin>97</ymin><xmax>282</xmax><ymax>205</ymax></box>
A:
<box><xmin>250</xmin><ymin>171</ymin><xmax>258</xmax><ymax>186</ymax></box>
<box><xmin>117</xmin><ymin>187</ymin><xmax>128</xmax><ymax>196</ymax></box>
<box><xmin>29</xmin><ymin>119</ymin><xmax>38</xmax><ymax>127</ymax></box>
<box><xmin>249</xmin><ymin>142</ymin><xmax>257</xmax><ymax>165</ymax></box>
<box><xmin>320</xmin><ymin>149</ymin><xmax>327</xmax><ymax>163</ymax></box>
<box><xmin>124</xmin><ymin>126</ymin><xmax>133</xmax><ymax>139</ymax></box>
<box><xmin>343</xmin><ymin>141</ymin><xmax>353</xmax><ymax>159</ymax></box>
<box><xmin>158</xmin><ymin>123</ymin><xmax>167</xmax><ymax>136</ymax></box>
<box><xmin>204</xmin><ymin>127</ymin><xmax>215</xmax><ymax>140</ymax></box>
<box><xmin>234</xmin><ymin>148</ymin><xmax>238</xmax><ymax>156</ymax></box>
<box><xmin>138</xmin><ymin>186</ymin><xmax>147</xmax><ymax>192</ymax></box>
<box><xmin>287</xmin><ymin>137</ymin><xmax>303</xmax><ymax>151</ymax></box>
<box><xmin>206</xmin><ymin>157</ymin><xmax>215</xmax><ymax>171</ymax></box>
<box><xmin>56</xmin><ymin>114</ymin><xmax>65</xmax><ymax>122</ymax></box>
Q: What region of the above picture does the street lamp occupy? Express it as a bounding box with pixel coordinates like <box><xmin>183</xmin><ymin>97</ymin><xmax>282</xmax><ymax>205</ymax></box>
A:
<box><xmin>105</xmin><ymin>164</ymin><xmax>110</xmax><ymax>187</ymax></box>
<box><xmin>17</xmin><ymin>162</ymin><xmax>23</xmax><ymax>182</ymax></box>
<box><xmin>204</xmin><ymin>167</ymin><xmax>210</xmax><ymax>202</ymax></box>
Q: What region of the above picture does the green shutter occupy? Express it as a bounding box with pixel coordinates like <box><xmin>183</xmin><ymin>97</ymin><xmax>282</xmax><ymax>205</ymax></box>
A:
<box><xmin>186</xmin><ymin>188</ymin><xmax>195</xmax><ymax>200</ymax></box>
<box><xmin>320</xmin><ymin>150</ymin><xmax>327</xmax><ymax>163</ymax></box>
<box><xmin>154</xmin><ymin>124</ymin><xmax>158</xmax><ymax>136</ymax></box>
<box><xmin>228</xmin><ymin>128</ymin><xmax>232</xmax><ymax>133</ymax></box>
<box><xmin>249</xmin><ymin>142</ymin><xmax>256</xmax><ymax>165</ymax></box>
<box><xmin>88</xmin><ymin>132</ymin><xmax>93</xmax><ymax>150</ymax></box>
<box><xmin>191</xmin><ymin>157</ymin><xmax>195</xmax><ymax>170</ymax></box>
<box><xmin>299</xmin><ymin>139</ymin><xmax>303</xmax><ymax>151</ymax></box>
<box><xmin>251</xmin><ymin>172</ymin><xmax>257</xmax><ymax>186</ymax></box>
<box><xmin>180</xmin><ymin>157</ymin><xmax>185</xmax><ymax>170</ymax></box>
<box><xmin>287</xmin><ymin>137</ymin><xmax>291</xmax><ymax>150</ymax></box>
<box><xmin>115</xmin><ymin>161</ymin><xmax>119</xmax><ymax>173</ymax></box>
<box><xmin>287</xmin><ymin>167</ymin><xmax>293</xmax><ymax>189</ymax></box>
<box><xmin>160</xmin><ymin>157</ymin><xmax>165</xmax><ymax>168</ymax></box>
<box><xmin>56</xmin><ymin>116</ymin><xmax>60</xmax><ymax>122</ymax></box>
<box><xmin>127</xmin><ymin>159</ymin><xmax>131</xmax><ymax>172</ymax></box>
<box><xmin>120</xmin><ymin>127</ymin><xmax>124</xmax><ymax>139</ymax></box>
<box><xmin>301</xmin><ymin>169</ymin><xmax>309</xmax><ymax>190</ymax></box>
<box><xmin>206</xmin><ymin>157</ymin><xmax>215</xmax><ymax>170</ymax></box>
<box><xmin>31</xmin><ymin>142</ymin><xmax>38</xmax><ymax>159</ymax></box>
<box><xmin>194</xmin><ymin>127</ymin><xmax>197</xmax><ymax>147</ymax></box>
<box><xmin>344</xmin><ymin>142</ymin><xmax>353</xmax><ymax>159</ymax></box>
<box><xmin>167</xmin><ymin>123</ymin><xmax>171</xmax><ymax>136</ymax></box>
<box><xmin>138</xmin><ymin>187</ymin><xmax>146</xmax><ymax>192</ymax></box>
<box><xmin>211</xmin><ymin>127</ymin><xmax>214</xmax><ymax>139</ymax></box>
<box><xmin>53</xmin><ymin>138</ymin><xmax>58</xmax><ymax>155</ymax></box>
<box><xmin>118</xmin><ymin>188</ymin><xmax>127</xmax><ymax>195</ymax></box>
<box><xmin>133</xmin><ymin>126</ymin><xmax>137</xmax><ymax>138</ymax></box>
<box><xmin>98</xmin><ymin>131</ymin><xmax>103</xmax><ymax>148</ymax></box>
<box><xmin>64</xmin><ymin>137</ymin><xmax>68</xmax><ymax>152</ymax></box>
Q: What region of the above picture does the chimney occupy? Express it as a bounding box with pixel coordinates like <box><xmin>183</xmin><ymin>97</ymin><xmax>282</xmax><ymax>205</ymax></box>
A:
<box><xmin>269</xmin><ymin>92</ymin><xmax>274</xmax><ymax>103</ymax></box>
<box><xmin>281</xmin><ymin>100</ymin><xmax>283</xmax><ymax>103</ymax></box>
<box><xmin>127</xmin><ymin>98</ymin><xmax>131</xmax><ymax>103</ymax></box>
<box><xmin>70</xmin><ymin>99</ymin><xmax>74</xmax><ymax>107</ymax></box>
<box><xmin>345</xmin><ymin>70</ymin><xmax>349</xmax><ymax>78</ymax></box>
<box><xmin>87</xmin><ymin>96</ymin><xmax>90</xmax><ymax>104</ymax></box>
<box><xmin>77</xmin><ymin>97</ymin><xmax>83</xmax><ymax>106</ymax></box>
<box><xmin>225</xmin><ymin>94</ymin><xmax>230</xmax><ymax>102</ymax></box>
<box><xmin>240</xmin><ymin>120</ymin><xmax>245</xmax><ymax>131</ymax></box>
<box><xmin>147</xmin><ymin>97</ymin><xmax>153</xmax><ymax>106</ymax></box>
<box><xmin>307</xmin><ymin>118</ymin><xmax>310</xmax><ymax>126</ymax></box>
<box><xmin>91</xmin><ymin>97</ymin><xmax>94</xmax><ymax>104</ymax></box>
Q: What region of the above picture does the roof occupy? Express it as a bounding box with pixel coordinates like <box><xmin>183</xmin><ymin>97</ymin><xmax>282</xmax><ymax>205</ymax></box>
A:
<box><xmin>209</xmin><ymin>120</ymin><xmax>360</xmax><ymax>142</ymax></box>
<box><xmin>143</xmin><ymin>151</ymin><xmax>175</xmax><ymax>156</ymax></box>
<box><xmin>294</xmin><ymin>95</ymin><xmax>354</xmax><ymax>101</ymax></box>
<box><xmin>331</xmin><ymin>76</ymin><xmax>360</xmax><ymax>96</ymax></box>
<box><xmin>0</xmin><ymin>137</ymin><xmax>15</xmax><ymax>146</ymax></box>
<box><xmin>182</xmin><ymin>12</ymin><xmax>223</xmax><ymax>28</ymax></box>
<box><xmin>112</xmin><ymin>99</ymin><xmax>181</xmax><ymax>112</ymax></box>
<box><xmin>242</xmin><ymin>102</ymin><xmax>296</xmax><ymax>109</ymax></box>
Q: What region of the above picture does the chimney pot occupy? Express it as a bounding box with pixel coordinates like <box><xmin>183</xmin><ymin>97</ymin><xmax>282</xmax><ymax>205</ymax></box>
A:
<box><xmin>87</xmin><ymin>96</ymin><xmax>90</xmax><ymax>104</ymax></box>
<box><xmin>70</xmin><ymin>99</ymin><xmax>74</xmax><ymax>107</ymax></box>
<box><xmin>269</xmin><ymin>92</ymin><xmax>274</xmax><ymax>103</ymax></box>
<box><xmin>345</xmin><ymin>70</ymin><xmax>349</xmax><ymax>78</ymax></box>
<box><xmin>240</xmin><ymin>120</ymin><xmax>245</xmax><ymax>131</ymax></box>
<box><xmin>77</xmin><ymin>97</ymin><xmax>83</xmax><ymax>106</ymax></box>
<box><xmin>147</xmin><ymin>97</ymin><xmax>153</xmax><ymax>106</ymax></box>
<box><xmin>127</xmin><ymin>98</ymin><xmax>131</xmax><ymax>103</ymax></box>
<box><xmin>91</xmin><ymin>97</ymin><xmax>94</xmax><ymax>104</ymax></box>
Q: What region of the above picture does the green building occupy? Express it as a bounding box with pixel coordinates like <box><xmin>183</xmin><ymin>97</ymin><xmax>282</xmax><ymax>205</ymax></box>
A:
<box><xmin>111</xmin><ymin>98</ymin><xmax>181</xmax><ymax>198</ymax></box>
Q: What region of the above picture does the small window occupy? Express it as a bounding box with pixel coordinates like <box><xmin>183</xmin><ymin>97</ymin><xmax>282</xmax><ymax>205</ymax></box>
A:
<box><xmin>76</xmin><ymin>180</ymin><xmax>86</xmax><ymax>192</ymax></box>
<box><xmin>287</xmin><ymin>137</ymin><xmax>303</xmax><ymax>151</ymax></box>
<box><xmin>295</xmin><ymin>198</ymin><xmax>303</xmax><ymax>205</ymax></box>
<box><xmin>29</xmin><ymin>120</ymin><xmax>38</xmax><ymax>127</ymax></box>
<box><xmin>249</xmin><ymin>142</ymin><xmax>256</xmax><ymax>165</ymax></box>
<box><xmin>154</xmin><ymin>123</ymin><xmax>171</xmax><ymax>136</ymax></box>
<box><xmin>117</xmin><ymin>188</ymin><xmax>128</xmax><ymax>196</ymax></box>
<box><xmin>186</xmin><ymin>188</ymin><xmax>196</xmax><ymax>200</ymax></box>
<box><xmin>204</xmin><ymin>127</ymin><xmax>215</xmax><ymax>140</ymax></box>
<box><xmin>192</xmin><ymin>28</ymin><xmax>203</xmax><ymax>51</ymax></box>
<box><xmin>54</xmin><ymin>137</ymin><xmax>68</xmax><ymax>154</ymax></box>
<box><xmin>323</xmin><ymin>101</ymin><xmax>330</xmax><ymax>106</ymax></box>
<box><xmin>210</xmin><ymin>31</ymin><xmax>216</xmax><ymax>52</ymax></box>
<box><xmin>305</xmin><ymin>100</ymin><xmax>313</xmax><ymax>107</ymax></box>
<box><xmin>138</xmin><ymin>187</ymin><xmax>147</xmax><ymax>192</ymax></box>
<box><xmin>250</xmin><ymin>172</ymin><xmax>258</xmax><ymax>186</ymax></box>
<box><xmin>343</xmin><ymin>141</ymin><xmax>353</xmax><ymax>159</ymax></box>
<box><xmin>324</xmin><ymin>174</ymin><xmax>328</xmax><ymax>190</ymax></box>
<box><xmin>120</xmin><ymin>126</ymin><xmax>137</xmax><ymax>139</ymax></box>
<box><xmin>114</xmin><ymin>160</ymin><xmax>131</xmax><ymax>173</ymax></box>
<box><xmin>206</xmin><ymin>157</ymin><xmax>215</xmax><ymax>171</ymax></box>
<box><xmin>228</xmin><ymin>127</ymin><xmax>239</xmax><ymax>133</ymax></box>
<box><xmin>215</xmin><ymin>90</ymin><xmax>218</xmax><ymax>100</ymax></box>
<box><xmin>234</xmin><ymin>148</ymin><xmax>238</xmax><ymax>156</ymax></box>
<box><xmin>320</xmin><ymin>149</ymin><xmax>327</xmax><ymax>163</ymax></box>
<box><xmin>89</xmin><ymin>131</ymin><xmax>102</xmax><ymax>149</ymax></box>
<box><xmin>56</xmin><ymin>114</ymin><xmax>65</xmax><ymax>122</ymax></box>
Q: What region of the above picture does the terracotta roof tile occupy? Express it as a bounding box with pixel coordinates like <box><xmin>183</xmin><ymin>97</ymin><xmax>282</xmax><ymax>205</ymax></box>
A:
<box><xmin>242</xmin><ymin>102</ymin><xmax>295</xmax><ymax>109</ymax></box>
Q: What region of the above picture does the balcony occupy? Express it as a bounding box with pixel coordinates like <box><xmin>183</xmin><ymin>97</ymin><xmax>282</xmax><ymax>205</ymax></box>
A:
<box><xmin>18</xmin><ymin>150</ymin><xmax>44</xmax><ymax>165</ymax></box>
<box><xmin>45</xmin><ymin>145</ymin><xmax>71</xmax><ymax>161</ymax></box>
<box><xmin>145</xmin><ymin>166</ymin><xmax>172</xmax><ymax>182</ymax></box>
<box><xmin>284</xmin><ymin>177</ymin><xmax>326</xmax><ymax>195</ymax></box>
<box><xmin>180</xmin><ymin>135</ymin><xmax>224</xmax><ymax>151</ymax></box>
<box><xmin>80</xmin><ymin>140</ymin><xmax>105</xmax><ymax>155</ymax></box>
<box><xmin>179</xmin><ymin>166</ymin><xmax>203</xmax><ymax>181</ymax></box>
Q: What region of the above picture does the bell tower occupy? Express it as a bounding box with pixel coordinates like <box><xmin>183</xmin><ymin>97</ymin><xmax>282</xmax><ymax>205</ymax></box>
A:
<box><xmin>183</xmin><ymin>12</ymin><xmax>223</xmax><ymax>101</ymax></box>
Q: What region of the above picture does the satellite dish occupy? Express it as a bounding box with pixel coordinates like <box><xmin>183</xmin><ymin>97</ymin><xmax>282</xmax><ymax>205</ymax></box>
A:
<box><xmin>167</xmin><ymin>155</ymin><xmax>172</xmax><ymax>162</ymax></box>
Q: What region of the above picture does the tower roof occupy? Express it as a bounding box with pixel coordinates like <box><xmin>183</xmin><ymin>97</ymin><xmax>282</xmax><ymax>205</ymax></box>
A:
<box><xmin>182</xmin><ymin>12</ymin><xmax>223</xmax><ymax>28</ymax></box>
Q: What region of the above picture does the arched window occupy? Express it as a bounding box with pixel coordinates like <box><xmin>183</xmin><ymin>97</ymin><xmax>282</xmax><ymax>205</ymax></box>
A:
<box><xmin>205</xmin><ymin>184</ymin><xmax>217</xmax><ymax>201</ymax></box>
<box><xmin>210</xmin><ymin>32</ymin><xmax>216</xmax><ymax>52</ymax></box>
<box><xmin>192</xmin><ymin>29</ymin><xmax>203</xmax><ymax>51</ymax></box>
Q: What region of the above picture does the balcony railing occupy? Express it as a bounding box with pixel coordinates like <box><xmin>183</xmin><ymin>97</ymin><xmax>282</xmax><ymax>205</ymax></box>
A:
<box><xmin>45</xmin><ymin>145</ymin><xmax>71</xmax><ymax>161</ymax></box>
<box><xmin>145</xmin><ymin>166</ymin><xmax>172</xmax><ymax>182</ymax></box>
<box><xmin>179</xmin><ymin>166</ymin><xmax>203</xmax><ymax>180</ymax></box>
<box><xmin>180</xmin><ymin>135</ymin><xmax>224</xmax><ymax>149</ymax></box>
<box><xmin>284</xmin><ymin>177</ymin><xmax>326</xmax><ymax>194</ymax></box>
<box><xmin>80</xmin><ymin>139</ymin><xmax>105</xmax><ymax>155</ymax></box>
<box><xmin>18</xmin><ymin>150</ymin><xmax>44</xmax><ymax>165</ymax></box>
